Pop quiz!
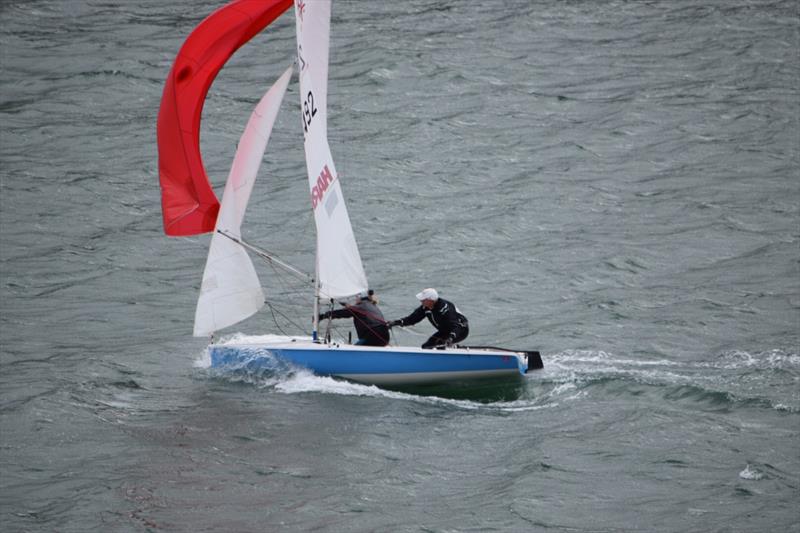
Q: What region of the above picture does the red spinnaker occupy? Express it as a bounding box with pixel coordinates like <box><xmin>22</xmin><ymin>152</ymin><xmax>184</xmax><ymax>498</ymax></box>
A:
<box><xmin>157</xmin><ymin>0</ymin><xmax>292</xmax><ymax>236</ymax></box>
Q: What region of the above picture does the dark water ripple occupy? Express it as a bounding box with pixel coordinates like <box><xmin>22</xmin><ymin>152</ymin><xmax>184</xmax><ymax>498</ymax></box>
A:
<box><xmin>1</xmin><ymin>0</ymin><xmax>798</xmax><ymax>531</ymax></box>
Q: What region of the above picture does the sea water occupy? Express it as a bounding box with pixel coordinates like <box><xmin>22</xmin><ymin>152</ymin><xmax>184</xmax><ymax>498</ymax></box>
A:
<box><xmin>1</xmin><ymin>1</ymin><xmax>798</xmax><ymax>531</ymax></box>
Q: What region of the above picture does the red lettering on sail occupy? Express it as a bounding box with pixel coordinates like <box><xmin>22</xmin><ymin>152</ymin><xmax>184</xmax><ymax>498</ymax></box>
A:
<box><xmin>311</xmin><ymin>164</ymin><xmax>335</xmax><ymax>209</ymax></box>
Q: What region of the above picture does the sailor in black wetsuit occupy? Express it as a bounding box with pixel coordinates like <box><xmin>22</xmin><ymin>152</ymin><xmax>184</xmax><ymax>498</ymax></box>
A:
<box><xmin>388</xmin><ymin>288</ymin><xmax>469</xmax><ymax>349</ymax></box>
<box><xmin>319</xmin><ymin>290</ymin><xmax>390</xmax><ymax>346</ymax></box>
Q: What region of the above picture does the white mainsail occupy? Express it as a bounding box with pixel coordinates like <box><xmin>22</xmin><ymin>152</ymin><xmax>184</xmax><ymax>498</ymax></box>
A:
<box><xmin>193</xmin><ymin>66</ymin><xmax>293</xmax><ymax>337</ymax></box>
<box><xmin>295</xmin><ymin>0</ymin><xmax>368</xmax><ymax>300</ymax></box>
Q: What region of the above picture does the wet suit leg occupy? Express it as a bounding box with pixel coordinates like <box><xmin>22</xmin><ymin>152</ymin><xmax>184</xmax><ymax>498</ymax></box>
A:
<box><xmin>421</xmin><ymin>334</ymin><xmax>448</xmax><ymax>349</ymax></box>
<box><xmin>451</xmin><ymin>325</ymin><xmax>469</xmax><ymax>345</ymax></box>
<box><xmin>421</xmin><ymin>326</ymin><xmax>469</xmax><ymax>349</ymax></box>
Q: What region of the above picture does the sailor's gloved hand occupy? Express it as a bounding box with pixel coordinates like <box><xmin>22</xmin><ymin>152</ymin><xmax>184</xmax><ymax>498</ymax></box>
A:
<box><xmin>387</xmin><ymin>320</ymin><xmax>401</xmax><ymax>328</ymax></box>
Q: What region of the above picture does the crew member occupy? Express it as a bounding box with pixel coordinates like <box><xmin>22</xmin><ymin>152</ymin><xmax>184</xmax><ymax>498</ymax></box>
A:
<box><xmin>388</xmin><ymin>288</ymin><xmax>469</xmax><ymax>349</ymax></box>
<box><xmin>319</xmin><ymin>290</ymin><xmax>390</xmax><ymax>346</ymax></box>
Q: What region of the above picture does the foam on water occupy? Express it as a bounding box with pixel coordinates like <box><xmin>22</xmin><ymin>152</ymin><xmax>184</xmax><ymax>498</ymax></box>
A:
<box><xmin>193</xmin><ymin>332</ymin><xmax>304</xmax><ymax>369</ymax></box>
<box><xmin>738</xmin><ymin>464</ymin><xmax>764</xmax><ymax>481</ymax></box>
<box><xmin>193</xmin><ymin>346</ymin><xmax>211</xmax><ymax>368</ymax></box>
<box><xmin>531</xmin><ymin>348</ymin><xmax>800</xmax><ymax>412</ymax></box>
<box><xmin>274</xmin><ymin>370</ymin><xmax>554</xmax><ymax>412</ymax></box>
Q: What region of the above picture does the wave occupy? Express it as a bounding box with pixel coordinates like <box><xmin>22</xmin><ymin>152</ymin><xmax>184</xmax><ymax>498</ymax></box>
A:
<box><xmin>205</xmin><ymin>360</ymin><xmax>553</xmax><ymax>413</ymax></box>
<box><xmin>536</xmin><ymin>349</ymin><xmax>800</xmax><ymax>413</ymax></box>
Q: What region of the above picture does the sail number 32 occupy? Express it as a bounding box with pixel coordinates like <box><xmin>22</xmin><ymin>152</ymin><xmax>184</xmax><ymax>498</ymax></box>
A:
<box><xmin>302</xmin><ymin>91</ymin><xmax>317</xmax><ymax>133</ymax></box>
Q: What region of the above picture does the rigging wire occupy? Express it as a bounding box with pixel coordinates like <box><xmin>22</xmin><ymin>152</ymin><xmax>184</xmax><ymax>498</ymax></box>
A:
<box><xmin>264</xmin><ymin>300</ymin><xmax>307</xmax><ymax>336</ymax></box>
<box><xmin>262</xmin><ymin>259</ymin><xmax>313</xmax><ymax>335</ymax></box>
<box><xmin>211</xmin><ymin>215</ymin><xmax>402</xmax><ymax>346</ymax></box>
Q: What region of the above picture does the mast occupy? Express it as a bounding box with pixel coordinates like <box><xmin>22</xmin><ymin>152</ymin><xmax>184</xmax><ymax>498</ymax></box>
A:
<box><xmin>312</xmin><ymin>256</ymin><xmax>320</xmax><ymax>342</ymax></box>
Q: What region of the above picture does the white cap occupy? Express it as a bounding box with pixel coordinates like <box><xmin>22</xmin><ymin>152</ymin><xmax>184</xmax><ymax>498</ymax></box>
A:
<box><xmin>416</xmin><ymin>288</ymin><xmax>438</xmax><ymax>301</ymax></box>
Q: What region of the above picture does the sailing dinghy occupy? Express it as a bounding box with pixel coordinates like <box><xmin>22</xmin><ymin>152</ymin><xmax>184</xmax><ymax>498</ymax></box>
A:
<box><xmin>157</xmin><ymin>0</ymin><xmax>543</xmax><ymax>387</ymax></box>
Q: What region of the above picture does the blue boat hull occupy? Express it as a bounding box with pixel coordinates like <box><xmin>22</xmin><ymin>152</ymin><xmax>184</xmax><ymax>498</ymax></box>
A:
<box><xmin>209</xmin><ymin>339</ymin><xmax>532</xmax><ymax>386</ymax></box>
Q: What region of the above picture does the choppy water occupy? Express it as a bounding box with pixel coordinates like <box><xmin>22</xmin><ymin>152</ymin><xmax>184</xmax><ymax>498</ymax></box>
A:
<box><xmin>1</xmin><ymin>0</ymin><xmax>798</xmax><ymax>531</ymax></box>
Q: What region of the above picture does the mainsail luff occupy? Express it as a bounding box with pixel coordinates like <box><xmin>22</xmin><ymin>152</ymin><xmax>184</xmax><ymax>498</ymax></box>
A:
<box><xmin>193</xmin><ymin>66</ymin><xmax>293</xmax><ymax>337</ymax></box>
<box><xmin>295</xmin><ymin>0</ymin><xmax>369</xmax><ymax>301</ymax></box>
